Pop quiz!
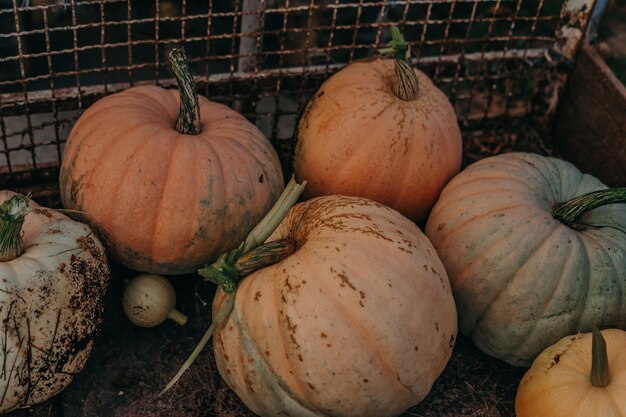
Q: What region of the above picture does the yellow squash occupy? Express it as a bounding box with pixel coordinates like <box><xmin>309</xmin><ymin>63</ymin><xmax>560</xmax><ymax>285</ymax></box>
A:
<box><xmin>516</xmin><ymin>329</ymin><xmax>626</xmax><ymax>417</ymax></box>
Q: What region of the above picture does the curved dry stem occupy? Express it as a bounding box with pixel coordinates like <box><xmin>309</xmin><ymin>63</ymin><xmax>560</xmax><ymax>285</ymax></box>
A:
<box><xmin>198</xmin><ymin>177</ymin><xmax>306</xmax><ymax>292</ymax></box>
<box><xmin>160</xmin><ymin>292</ymin><xmax>235</xmax><ymax>395</ymax></box>
<box><xmin>163</xmin><ymin>178</ymin><xmax>306</xmax><ymax>393</ymax></box>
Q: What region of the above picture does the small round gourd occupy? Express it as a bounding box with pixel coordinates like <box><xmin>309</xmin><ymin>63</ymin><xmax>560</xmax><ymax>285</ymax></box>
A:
<box><xmin>59</xmin><ymin>49</ymin><xmax>283</xmax><ymax>274</ymax></box>
<box><xmin>122</xmin><ymin>273</ymin><xmax>187</xmax><ymax>327</ymax></box>
<box><xmin>0</xmin><ymin>191</ymin><xmax>109</xmax><ymax>412</ymax></box>
<box><xmin>294</xmin><ymin>28</ymin><xmax>461</xmax><ymax>221</ymax></box>
<box><xmin>516</xmin><ymin>329</ymin><xmax>626</xmax><ymax>417</ymax></box>
<box><xmin>425</xmin><ymin>152</ymin><xmax>626</xmax><ymax>366</ymax></box>
<box><xmin>212</xmin><ymin>195</ymin><xmax>458</xmax><ymax>417</ymax></box>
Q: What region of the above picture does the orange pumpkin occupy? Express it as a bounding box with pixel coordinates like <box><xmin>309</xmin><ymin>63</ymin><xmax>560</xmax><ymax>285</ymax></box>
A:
<box><xmin>212</xmin><ymin>195</ymin><xmax>457</xmax><ymax>417</ymax></box>
<box><xmin>59</xmin><ymin>49</ymin><xmax>283</xmax><ymax>274</ymax></box>
<box><xmin>516</xmin><ymin>329</ymin><xmax>626</xmax><ymax>417</ymax></box>
<box><xmin>294</xmin><ymin>28</ymin><xmax>461</xmax><ymax>221</ymax></box>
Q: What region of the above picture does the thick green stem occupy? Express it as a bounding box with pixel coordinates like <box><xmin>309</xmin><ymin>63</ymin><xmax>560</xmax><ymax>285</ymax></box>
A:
<box><xmin>379</xmin><ymin>26</ymin><xmax>419</xmax><ymax>101</ymax></box>
<box><xmin>198</xmin><ymin>177</ymin><xmax>306</xmax><ymax>292</ymax></box>
<box><xmin>169</xmin><ymin>48</ymin><xmax>201</xmax><ymax>135</ymax></box>
<box><xmin>0</xmin><ymin>195</ymin><xmax>28</xmax><ymax>262</ymax></box>
<box><xmin>199</xmin><ymin>239</ymin><xmax>296</xmax><ymax>291</ymax></box>
<box><xmin>590</xmin><ymin>328</ymin><xmax>610</xmax><ymax>388</ymax></box>
<box><xmin>553</xmin><ymin>188</ymin><xmax>626</xmax><ymax>229</ymax></box>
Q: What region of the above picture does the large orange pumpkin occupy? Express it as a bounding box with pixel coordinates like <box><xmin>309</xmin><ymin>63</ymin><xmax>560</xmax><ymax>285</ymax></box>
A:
<box><xmin>212</xmin><ymin>195</ymin><xmax>457</xmax><ymax>417</ymax></box>
<box><xmin>294</xmin><ymin>28</ymin><xmax>461</xmax><ymax>221</ymax></box>
<box><xmin>60</xmin><ymin>49</ymin><xmax>283</xmax><ymax>274</ymax></box>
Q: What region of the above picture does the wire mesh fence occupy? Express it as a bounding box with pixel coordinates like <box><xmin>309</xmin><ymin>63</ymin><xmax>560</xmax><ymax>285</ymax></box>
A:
<box><xmin>0</xmin><ymin>0</ymin><xmax>595</xmax><ymax>189</ymax></box>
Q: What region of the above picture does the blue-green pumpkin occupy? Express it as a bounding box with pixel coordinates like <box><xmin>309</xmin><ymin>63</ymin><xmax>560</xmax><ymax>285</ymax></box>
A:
<box><xmin>425</xmin><ymin>152</ymin><xmax>626</xmax><ymax>366</ymax></box>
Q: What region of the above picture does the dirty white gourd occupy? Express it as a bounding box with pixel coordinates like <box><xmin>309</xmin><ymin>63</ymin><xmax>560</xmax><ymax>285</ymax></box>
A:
<box><xmin>0</xmin><ymin>191</ymin><xmax>109</xmax><ymax>412</ymax></box>
<box><xmin>122</xmin><ymin>273</ymin><xmax>187</xmax><ymax>327</ymax></box>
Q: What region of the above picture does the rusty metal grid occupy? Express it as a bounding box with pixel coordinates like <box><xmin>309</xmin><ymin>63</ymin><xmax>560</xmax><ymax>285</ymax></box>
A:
<box><xmin>0</xmin><ymin>0</ymin><xmax>596</xmax><ymax>186</ymax></box>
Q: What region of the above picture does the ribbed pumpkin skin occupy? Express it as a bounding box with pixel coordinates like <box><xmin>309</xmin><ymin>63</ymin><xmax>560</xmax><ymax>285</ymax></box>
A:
<box><xmin>516</xmin><ymin>329</ymin><xmax>626</xmax><ymax>417</ymax></box>
<box><xmin>425</xmin><ymin>152</ymin><xmax>626</xmax><ymax>366</ymax></box>
<box><xmin>60</xmin><ymin>86</ymin><xmax>283</xmax><ymax>274</ymax></box>
<box><xmin>213</xmin><ymin>196</ymin><xmax>457</xmax><ymax>417</ymax></box>
<box><xmin>0</xmin><ymin>191</ymin><xmax>108</xmax><ymax>412</ymax></box>
<box><xmin>294</xmin><ymin>58</ymin><xmax>462</xmax><ymax>221</ymax></box>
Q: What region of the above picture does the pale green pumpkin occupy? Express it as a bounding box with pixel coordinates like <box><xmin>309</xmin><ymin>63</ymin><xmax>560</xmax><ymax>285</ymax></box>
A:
<box><xmin>425</xmin><ymin>152</ymin><xmax>626</xmax><ymax>366</ymax></box>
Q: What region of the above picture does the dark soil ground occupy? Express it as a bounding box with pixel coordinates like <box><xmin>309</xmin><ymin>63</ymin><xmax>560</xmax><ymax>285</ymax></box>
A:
<box><xmin>8</xmin><ymin>262</ymin><xmax>527</xmax><ymax>417</ymax></box>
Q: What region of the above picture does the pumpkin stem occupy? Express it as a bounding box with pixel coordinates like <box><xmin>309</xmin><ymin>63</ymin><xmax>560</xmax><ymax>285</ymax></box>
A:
<box><xmin>552</xmin><ymin>188</ymin><xmax>626</xmax><ymax>229</ymax></box>
<box><xmin>0</xmin><ymin>195</ymin><xmax>29</xmax><ymax>262</ymax></box>
<box><xmin>200</xmin><ymin>238</ymin><xmax>295</xmax><ymax>289</ymax></box>
<box><xmin>167</xmin><ymin>308</ymin><xmax>188</xmax><ymax>326</ymax></box>
<box><xmin>162</xmin><ymin>178</ymin><xmax>306</xmax><ymax>394</ymax></box>
<box><xmin>379</xmin><ymin>26</ymin><xmax>419</xmax><ymax>101</ymax></box>
<box><xmin>169</xmin><ymin>48</ymin><xmax>202</xmax><ymax>135</ymax></box>
<box><xmin>199</xmin><ymin>254</ymin><xmax>239</xmax><ymax>293</ymax></box>
<box><xmin>198</xmin><ymin>177</ymin><xmax>306</xmax><ymax>293</ymax></box>
<box><xmin>235</xmin><ymin>238</ymin><xmax>296</xmax><ymax>275</ymax></box>
<box><xmin>590</xmin><ymin>328</ymin><xmax>610</xmax><ymax>388</ymax></box>
<box><xmin>160</xmin><ymin>290</ymin><xmax>235</xmax><ymax>395</ymax></box>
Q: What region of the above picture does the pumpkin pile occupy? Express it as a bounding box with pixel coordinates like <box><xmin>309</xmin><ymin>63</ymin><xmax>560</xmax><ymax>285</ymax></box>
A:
<box><xmin>3</xmin><ymin>25</ymin><xmax>625</xmax><ymax>417</ymax></box>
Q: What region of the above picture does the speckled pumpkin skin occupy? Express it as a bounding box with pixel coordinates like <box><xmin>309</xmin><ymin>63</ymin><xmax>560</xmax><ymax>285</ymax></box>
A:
<box><xmin>425</xmin><ymin>153</ymin><xmax>626</xmax><ymax>366</ymax></box>
<box><xmin>516</xmin><ymin>329</ymin><xmax>626</xmax><ymax>417</ymax></box>
<box><xmin>0</xmin><ymin>191</ymin><xmax>109</xmax><ymax>413</ymax></box>
<box><xmin>60</xmin><ymin>86</ymin><xmax>283</xmax><ymax>274</ymax></box>
<box><xmin>213</xmin><ymin>195</ymin><xmax>457</xmax><ymax>417</ymax></box>
<box><xmin>294</xmin><ymin>58</ymin><xmax>462</xmax><ymax>222</ymax></box>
